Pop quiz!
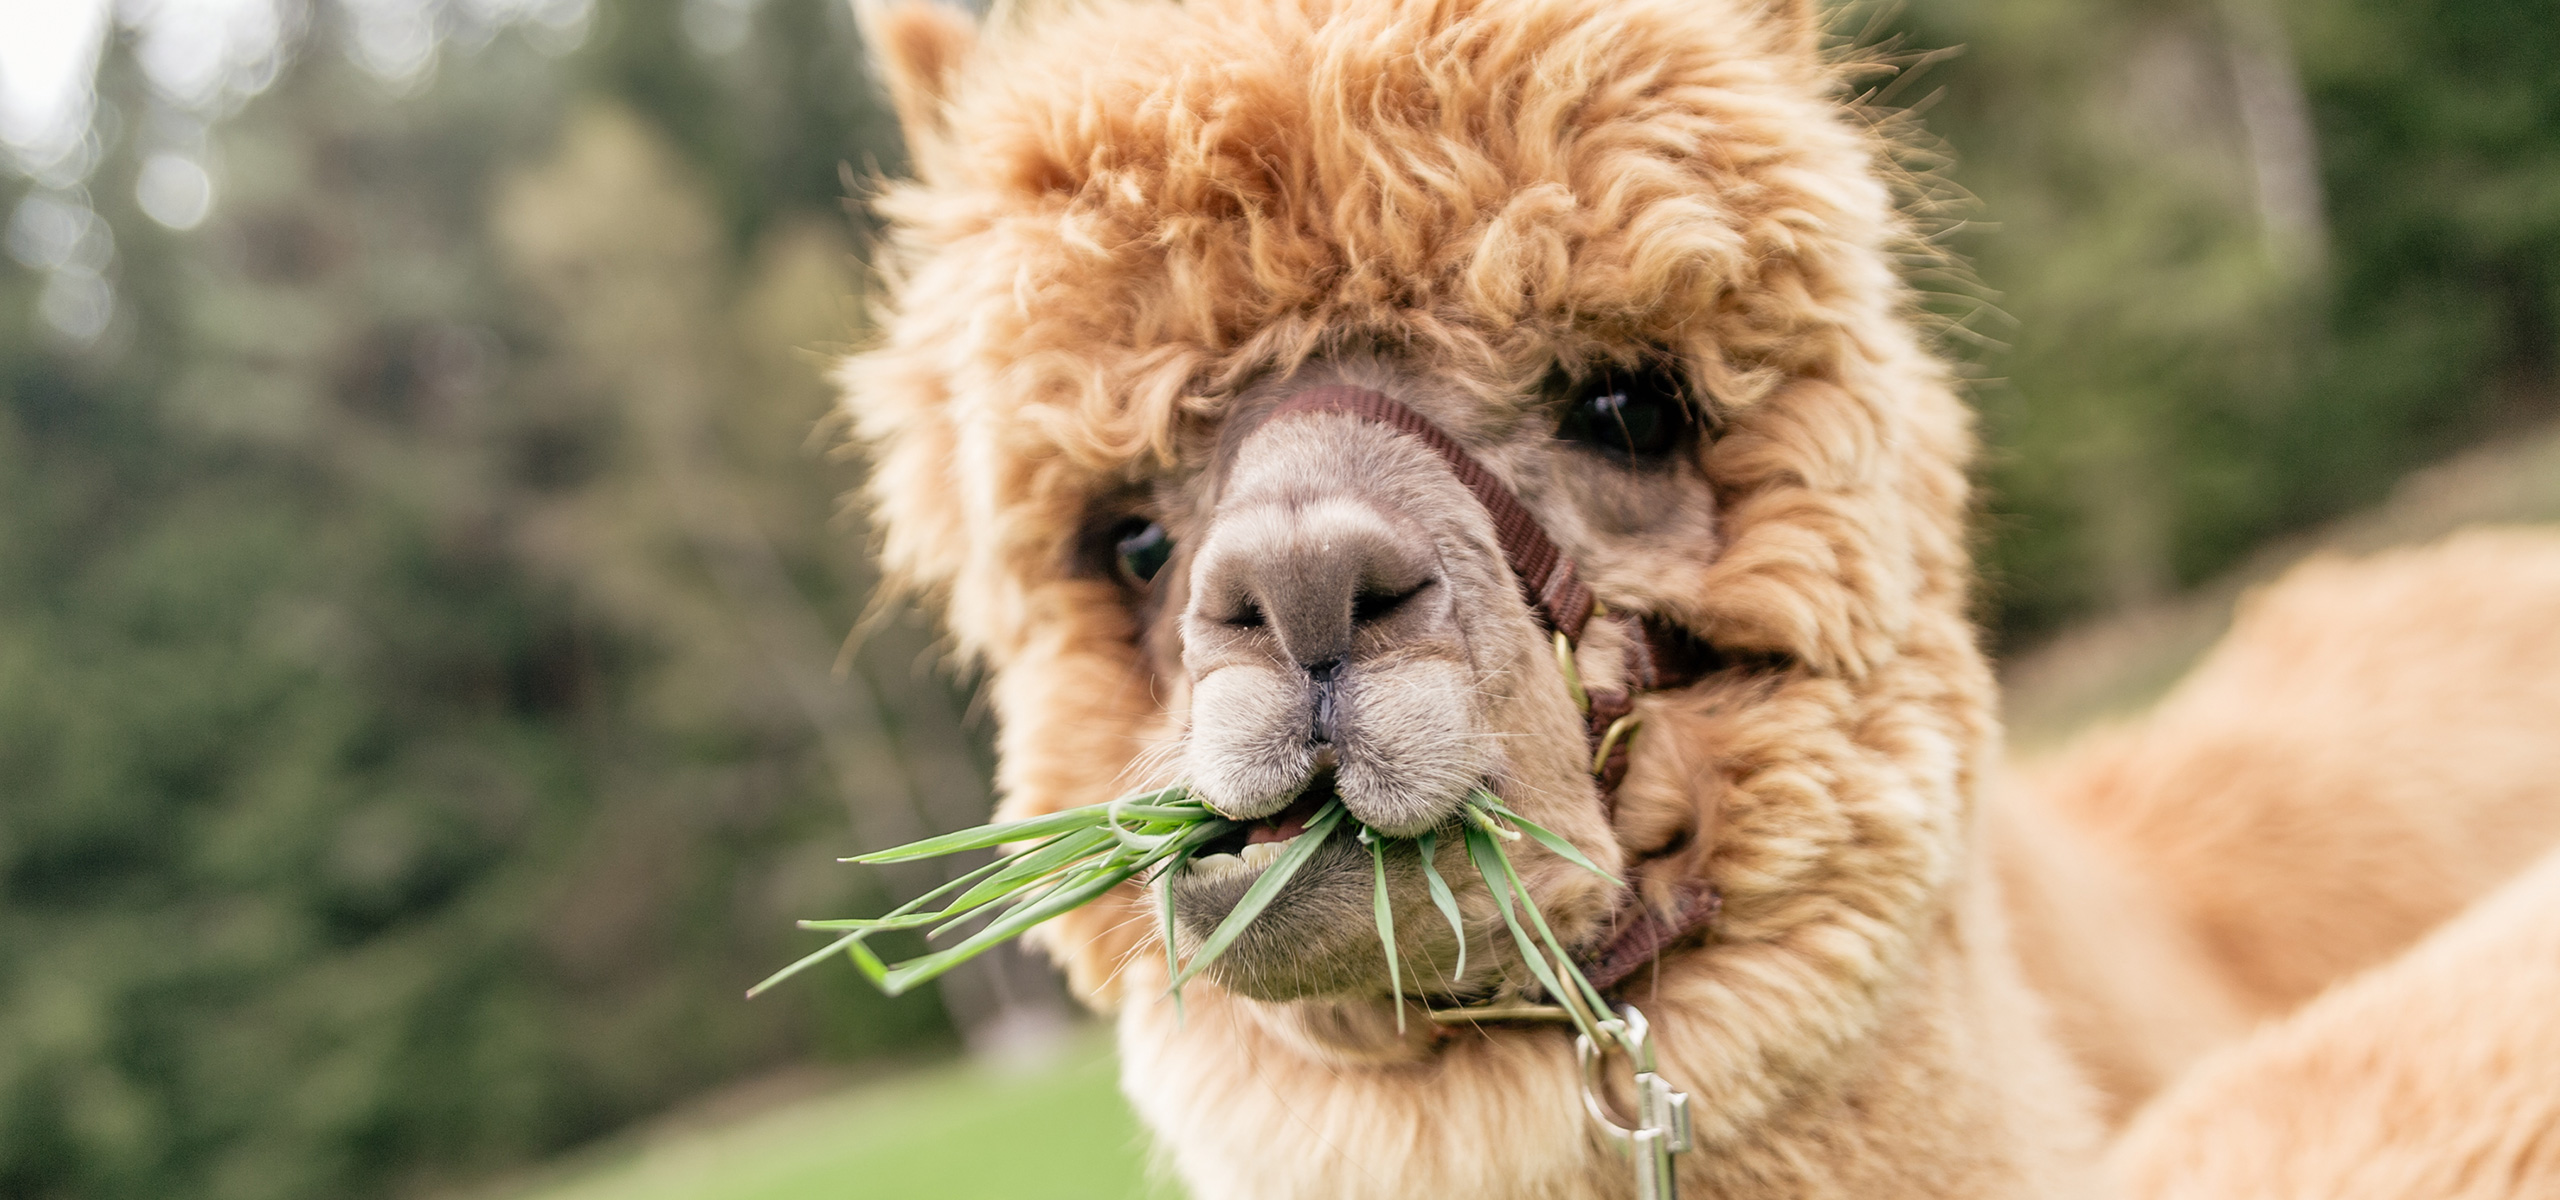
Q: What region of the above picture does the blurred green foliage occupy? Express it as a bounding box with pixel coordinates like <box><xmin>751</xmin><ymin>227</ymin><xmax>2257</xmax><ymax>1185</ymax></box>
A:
<box><xmin>0</xmin><ymin>0</ymin><xmax>2553</xmax><ymax>1198</ymax></box>
<box><xmin>0</xmin><ymin>6</ymin><xmax>1007</xmax><ymax>1199</ymax></box>
<box><xmin>1905</xmin><ymin>0</ymin><xmax>2560</xmax><ymax>640</ymax></box>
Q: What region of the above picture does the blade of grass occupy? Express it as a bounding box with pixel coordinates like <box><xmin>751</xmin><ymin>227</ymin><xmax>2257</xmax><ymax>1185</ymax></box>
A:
<box><xmin>1464</xmin><ymin>824</ymin><xmax>1603</xmax><ymax>1042</ymax></box>
<box><xmin>1415</xmin><ymin>831</ymin><xmax>1468</xmax><ymax>982</ymax></box>
<box><xmin>1170</xmin><ymin>801</ymin><xmax>1346</xmax><ymax>990</ymax></box>
<box><xmin>804</xmin><ymin>825</ymin><xmax>1119</xmax><ymax>932</ymax></box>
<box><xmin>1369</xmin><ymin>837</ymin><xmax>1405</xmax><ymax>1034</ymax></box>
<box><xmin>1463</xmin><ymin>827</ymin><xmax>1571</xmax><ymax>1005</ymax></box>
<box><xmin>745</xmin><ymin>929</ymin><xmax>870</xmax><ymax>999</ymax></box>
<box><xmin>844</xmin><ymin>934</ymin><xmax>894</xmax><ymax>991</ymax></box>
<box><xmin>925</xmin><ymin>854</ymin><xmax>1091</xmax><ymax>940</ymax></box>
<box><xmin>1470</xmin><ymin>790</ymin><xmax>1622</xmax><ymax>885</ymax></box>
<box><xmin>773</xmin><ymin>786</ymin><xmax>1231</xmax><ymax>1002</ymax></box>
<box><xmin>928</xmin><ymin>838</ymin><xmax>1166</xmax><ymax>940</ymax></box>
<box><xmin>946</xmin><ymin>825</ymin><xmax>1121</xmax><ymax>907</ymax></box>
<box><xmin>794</xmin><ymin>913</ymin><xmax>941</xmax><ymax>932</ymax></box>
<box><xmin>900</xmin><ymin>820</ymin><xmax>1226</xmax><ymax>977</ymax></box>
<box><xmin>1159</xmin><ymin>845</ymin><xmax>1192</xmax><ymax>1022</ymax></box>
<box><xmin>826</xmin><ymin>848</ymin><xmax>1017</xmax><ymax>923</ymax></box>
<box><xmin>878</xmin><ymin>857</ymin><xmax>1148</xmax><ymax>995</ymax></box>
<box><xmin>1145</xmin><ymin>819</ymin><xmax>1250</xmax><ymax>1019</ymax></box>
<box><xmin>1106</xmin><ymin>803</ymin><xmax>1217</xmax><ymax>823</ymax></box>
<box><xmin>1462</xmin><ymin>802</ymin><xmax>1523</xmax><ymax>842</ymax></box>
<box><xmin>842</xmin><ymin>805</ymin><xmax>1114</xmax><ymax>864</ymax></box>
<box><xmin>1480</xmin><ymin>823</ymin><xmax>1612</xmax><ymax>1018</ymax></box>
<box><xmin>784</xmin><ymin>836</ymin><xmax>1035</xmax><ymax>932</ymax></box>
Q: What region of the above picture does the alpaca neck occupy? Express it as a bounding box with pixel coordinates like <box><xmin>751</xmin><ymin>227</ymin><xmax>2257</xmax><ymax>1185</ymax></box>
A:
<box><xmin>1695</xmin><ymin>841</ymin><xmax>2105</xmax><ymax>1199</ymax></box>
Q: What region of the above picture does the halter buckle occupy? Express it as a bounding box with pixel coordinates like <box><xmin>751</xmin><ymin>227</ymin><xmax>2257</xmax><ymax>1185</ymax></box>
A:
<box><xmin>1576</xmin><ymin>1003</ymin><xmax>1693</xmax><ymax>1200</ymax></box>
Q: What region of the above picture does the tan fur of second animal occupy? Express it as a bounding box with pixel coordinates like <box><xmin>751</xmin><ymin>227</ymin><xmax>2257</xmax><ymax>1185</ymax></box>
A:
<box><xmin>2003</xmin><ymin>529</ymin><xmax>2560</xmax><ymax>1126</ymax></box>
<box><xmin>2105</xmin><ymin>840</ymin><xmax>2560</xmax><ymax>1199</ymax></box>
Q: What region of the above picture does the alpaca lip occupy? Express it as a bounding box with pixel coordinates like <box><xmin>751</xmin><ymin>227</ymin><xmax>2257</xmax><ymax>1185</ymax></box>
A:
<box><xmin>1165</xmin><ymin>801</ymin><xmax>1373</xmax><ymax>1000</ymax></box>
<box><xmin>1180</xmin><ymin>776</ymin><xmax>1349</xmax><ymax>886</ymax></box>
<box><xmin>1184</xmin><ymin>781</ymin><xmax>1332</xmax><ymax>886</ymax></box>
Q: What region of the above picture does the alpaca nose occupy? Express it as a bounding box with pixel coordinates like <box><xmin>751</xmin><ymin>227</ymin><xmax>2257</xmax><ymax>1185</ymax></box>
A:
<box><xmin>1188</xmin><ymin>495</ymin><xmax>1440</xmax><ymax>685</ymax></box>
<box><xmin>1180</xmin><ymin>405</ymin><xmax>1487</xmax><ymax>833</ymax></box>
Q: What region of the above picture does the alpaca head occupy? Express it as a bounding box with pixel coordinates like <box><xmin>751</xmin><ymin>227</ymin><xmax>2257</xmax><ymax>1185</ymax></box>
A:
<box><xmin>840</xmin><ymin>0</ymin><xmax>1984</xmax><ymax>1054</ymax></box>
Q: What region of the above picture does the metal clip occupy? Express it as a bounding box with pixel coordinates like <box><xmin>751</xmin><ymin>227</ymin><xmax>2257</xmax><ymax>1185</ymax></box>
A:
<box><xmin>1576</xmin><ymin>1003</ymin><xmax>1693</xmax><ymax>1200</ymax></box>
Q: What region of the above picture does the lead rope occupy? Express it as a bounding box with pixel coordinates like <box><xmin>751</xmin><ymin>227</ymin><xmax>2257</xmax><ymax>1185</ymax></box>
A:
<box><xmin>1261</xmin><ymin>386</ymin><xmax>1708</xmax><ymax>1197</ymax></box>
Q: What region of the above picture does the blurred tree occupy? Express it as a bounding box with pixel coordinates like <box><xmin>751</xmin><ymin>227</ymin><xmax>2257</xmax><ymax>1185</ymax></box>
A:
<box><xmin>0</xmin><ymin>5</ymin><xmax>1048</xmax><ymax>1200</ymax></box>
<box><xmin>1897</xmin><ymin>0</ymin><xmax>2560</xmax><ymax>644</ymax></box>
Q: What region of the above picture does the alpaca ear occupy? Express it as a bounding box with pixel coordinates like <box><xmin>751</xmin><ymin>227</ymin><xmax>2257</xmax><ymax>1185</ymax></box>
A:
<box><xmin>854</xmin><ymin>0</ymin><xmax>979</xmax><ymax>158</ymax></box>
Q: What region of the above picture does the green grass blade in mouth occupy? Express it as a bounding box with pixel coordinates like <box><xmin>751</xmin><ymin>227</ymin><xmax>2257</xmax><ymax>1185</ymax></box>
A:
<box><xmin>1107</xmin><ymin>792</ymin><xmax>1229</xmax><ymax>854</ymax></box>
<box><xmin>929</xmin><ymin>825</ymin><xmax>1124</xmax><ymax>924</ymax></box>
<box><xmin>816</xmin><ymin>847</ymin><xmax>1018</xmax><ymax>927</ymax></box>
<box><xmin>1462</xmin><ymin>802</ymin><xmax>1523</xmax><ymax>842</ymax></box>
<box><xmin>1470</xmin><ymin>790</ymin><xmax>1622</xmax><ymax>886</ymax></box>
<box><xmin>1107</xmin><ymin>802</ymin><xmax>1219</xmax><ymax>823</ymax></box>
<box><xmin>769</xmin><ymin>789</ymin><xmax>1218</xmax><ymax>999</ymax></box>
<box><xmin>1463</xmin><ymin>826</ymin><xmax>1572</xmax><ymax>1009</ymax></box>
<box><xmin>769</xmin><ymin>839</ymin><xmax>1040</xmax><ymax>969</ymax></box>
<box><xmin>927</xmin><ymin>850</ymin><xmax>1114</xmax><ymax>940</ymax></box>
<box><xmin>1464</xmin><ymin>823</ymin><xmax>1609</xmax><ymax>1042</ymax></box>
<box><xmin>839</xmin><ymin>805</ymin><xmax>1118</xmax><ymax>865</ymax></box>
<box><xmin>1170</xmin><ymin>800</ymin><xmax>1346</xmax><ymax>991</ymax></box>
<box><xmin>877</xmin><ymin>857</ymin><xmax>1147</xmax><ymax>996</ymax></box>
<box><xmin>1478</xmin><ymin>817</ymin><xmax>1612</xmax><ymax>1019</ymax></box>
<box><xmin>893</xmin><ymin>820</ymin><xmax>1228</xmax><ymax>990</ymax></box>
<box><xmin>751</xmin><ymin>842</ymin><xmax>1124</xmax><ymax>996</ymax></box>
<box><xmin>1368</xmin><ymin>833</ymin><xmax>1405</xmax><ymax>1034</ymax></box>
<box><xmin>791</xmin><ymin>913</ymin><xmax>942</xmax><ymax>933</ymax></box>
<box><xmin>798</xmin><ymin>825</ymin><xmax>1121</xmax><ymax>934</ymax></box>
<box><xmin>1160</xmin><ymin>844</ymin><xmax>1192</xmax><ymax>1020</ymax></box>
<box><xmin>745</xmin><ymin>929</ymin><xmax>871</xmax><ymax>999</ymax></box>
<box><xmin>1415</xmin><ymin>831</ymin><xmax>1469</xmax><ymax>983</ymax></box>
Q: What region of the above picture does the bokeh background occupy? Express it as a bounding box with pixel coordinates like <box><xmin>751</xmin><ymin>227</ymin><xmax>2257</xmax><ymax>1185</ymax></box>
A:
<box><xmin>0</xmin><ymin>0</ymin><xmax>2552</xmax><ymax>1197</ymax></box>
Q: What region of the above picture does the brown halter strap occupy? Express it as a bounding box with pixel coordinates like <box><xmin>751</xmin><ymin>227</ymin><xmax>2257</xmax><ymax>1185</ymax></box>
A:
<box><xmin>1269</xmin><ymin>386</ymin><xmax>1601</xmax><ymax>639</ymax></box>
<box><xmin>1262</xmin><ymin>385</ymin><xmax>1723</xmax><ymax>996</ymax></box>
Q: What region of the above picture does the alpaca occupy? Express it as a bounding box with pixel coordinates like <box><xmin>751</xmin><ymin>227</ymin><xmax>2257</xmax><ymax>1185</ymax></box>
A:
<box><xmin>832</xmin><ymin>1</ymin><xmax>2560</xmax><ymax>1196</ymax></box>
<box><xmin>1998</xmin><ymin>528</ymin><xmax>2560</xmax><ymax>1125</ymax></box>
<box><xmin>2106</xmin><ymin>840</ymin><xmax>2560</xmax><ymax>1198</ymax></box>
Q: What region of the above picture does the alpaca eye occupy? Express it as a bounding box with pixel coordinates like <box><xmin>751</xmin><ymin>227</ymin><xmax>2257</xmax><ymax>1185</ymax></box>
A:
<box><xmin>1555</xmin><ymin>364</ymin><xmax>1693</xmax><ymax>461</ymax></box>
<box><xmin>1112</xmin><ymin>518</ymin><xmax>1174</xmax><ymax>585</ymax></box>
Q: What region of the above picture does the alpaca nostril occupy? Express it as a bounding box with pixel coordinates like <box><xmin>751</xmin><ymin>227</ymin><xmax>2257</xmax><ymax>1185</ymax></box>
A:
<box><xmin>1308</xmin><ymin>659</ymin><xmax>1344</xmax><ymax>743</ymax></box>
<box><xmin>1350</xmin><ymin>580</ymin><xmax>1426</xmax><ymax>626</ymax></box>
<box><xmin>1182</xmin><ymin>486</ymin><xmax>1437</xmax><ymax>672</ymax></box>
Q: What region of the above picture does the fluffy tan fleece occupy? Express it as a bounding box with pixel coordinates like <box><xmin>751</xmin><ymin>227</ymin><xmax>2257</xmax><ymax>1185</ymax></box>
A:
<box><xmin>2107</xmin><ymin>839</ymin><xmax>2560</xmax><ymax>1198</ymax></box>
<box><xmin>2003</xmin><ymin>528</ymin><xmax>2560</xmax><ymax>1125</ymax></box>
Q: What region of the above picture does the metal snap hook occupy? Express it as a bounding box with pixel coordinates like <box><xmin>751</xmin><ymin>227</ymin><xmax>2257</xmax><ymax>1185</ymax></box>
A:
<box><xmin>1575</xmin><ymin>1003</ymin><xmax>1694</xmax><ymax>1200</ymax></box>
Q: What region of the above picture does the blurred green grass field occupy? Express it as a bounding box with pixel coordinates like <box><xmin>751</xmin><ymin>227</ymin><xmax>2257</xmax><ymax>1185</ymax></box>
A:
<box><xmin>495</xmin><ymin>1031</ymin><xmax>1177</xmax><ymax>1200</ymax></box>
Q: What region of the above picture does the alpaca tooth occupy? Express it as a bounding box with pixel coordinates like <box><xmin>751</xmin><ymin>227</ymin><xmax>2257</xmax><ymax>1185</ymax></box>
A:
<box><xmin>1239</xmin><ymin>840</ymin><xmax>1286</xmax><ymax>870</ymax></box>
<box><xmin>1188</xmin><ymin>852</ymin><xmax>1246</xmax><ymax>880</ymax></box>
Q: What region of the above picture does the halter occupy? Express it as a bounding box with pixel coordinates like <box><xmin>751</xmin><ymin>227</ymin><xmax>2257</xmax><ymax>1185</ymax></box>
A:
<box><xmin>1258</xmin><ymin>385</ymin><xmax>1727</xmax><ymax>1001</ymax></box>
